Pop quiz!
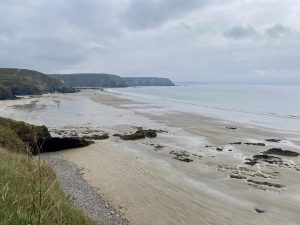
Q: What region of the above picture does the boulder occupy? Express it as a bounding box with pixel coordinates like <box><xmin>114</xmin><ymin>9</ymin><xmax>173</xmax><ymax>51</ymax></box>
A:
<box><xmin>263</xmin><ymin>148</ymin><xmax>299</xmax><ymax>157</ymax></box>
<box><xmin>265</xmin><ymin>139</ymin><xmax>281</xmax><ymax>143</ymax></box>
<box><xmin>244</xmin><ymin>142</ymin><xmax>266</xmax><ymax>146</ymax></box>
<box><xmin>230</xmin><ymin>142</ymin><xmax>242</xmax><ymax>145</ymax></box>
<box><xmin>225</xmin><ymin>126</ymin><xmax>238</xmax><ymax>130</ymax></box>
<box><xmin>38</xmin><ymin>137</ymin><xmax>93</xmax><ymax>154</ymax></box>
<box><xmin>84</xmin><ymin>133</ymin><xmax>109</xmax><ymax>140</ymax></box>
<box><xmin>114</xmin><ymin>129</ymin><xmax>157</xmax><ymax>140</ymax></box>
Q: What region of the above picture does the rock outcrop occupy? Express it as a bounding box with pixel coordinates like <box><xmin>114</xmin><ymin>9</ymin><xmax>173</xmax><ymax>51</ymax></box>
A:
<box><xmin>262</xmin><ymin>148</ymin><xmax>299</xmax><ymax>157</ymax></box>
<box><xmin>0</xmin><ymin>117</ymin><xmax>93</xmax><ymax>154</ymax></box>
<box><xmin>40</xmin><ymin>137</ymin><xmax>93</xmax><ymax>153</ymax></box>
<box><xmin>113</xmin><ymin>129</ymin><xmax>158</xmax><ymax>140</ymax></box>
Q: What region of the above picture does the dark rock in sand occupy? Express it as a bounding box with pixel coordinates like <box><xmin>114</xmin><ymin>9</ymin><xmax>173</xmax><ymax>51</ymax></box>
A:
<box><xmin>263</xmin><ymin>148</ymin><xmax>299</xmax><ymax>157</ymax></box>
<box><xmin>39</xmin><ymin>137</ymin><xmax>94</xmax><ymax>154</ymax></box>
<box><xmin>244</xmin><ymin>159</ymin><xmax>259</xmax><ymax>166</ymax></box>
<box><xmin>244</xmin><ymin>142</ymin><xmax>266</xmax><ymax>146</ymax></box>
<box><xmin>247</xmin><ymin>179</ymin><xmax>285</xmax><ymax>188</ymax></box>
<box><xmin>85</xmin><ymin>133</ymin><xmax>109</xmax><ymax>140</ymax></box>
<box><xmin>144</xmin><ymin>130</ymin><xmax>158</xmax><ymax>138</ymax></box>
<box><xmin>252</xmin><ymin>154</ymin><xmax>279</xmax><ymax>160</ymax></box>
<box><xmin>178</xmin><ymin>158</ymin><xmax>193</xmax><ymax>162</ymax></box>
<box><xmin>225</xmin><ymin>126</ymin><xmax>238</xmax><ymax>130</ymax></box>
<box><xmin>216</xmin><ymin>147</ymin><xmax>223</xmax><ymax>152</ymax></box>
<box><xmin>255</xmin><ymin>208</ymin><xmax>265</xmax><ymax>213</ymax></box>
<box><xmin>154</xmin><ymin>144</ymin><xmax>164</xmax><ymax>150</ymax></box>
<box><xmin>230</xmin><ymin>142</ymin><xmax>242</xmax><ymax>145</ymax></box>
<box><xmin>114</xmin><ymin>129</ymin><xmax>157</xmax><ymax>140</ymax></box>
<box><xmin>245</xmin><ymin>154</ymin><xmax>284</xmax><ymax>166</ymax></box>
<box><xmin>253</xmin><ymin>154</ymin><xmax>283</xmax><ymax>164</ymax></box>
<box><xmin>229</xmin><ymin>174</ymin><xmax>247</xmax><ymax>179</ymax></box>
<box><xmin>265</xmin><ymin>139</ymin><xmax>281</xmax><ymax>143</ymax></box>
<box><xmin>170</xmin><ymin>150</ymin><xmax>193</xmax><ymax>162</ymax></box>
<box><xmin>113</xmin><ymin>131</ymin><xmax>145</xmax><ymax>140</ymax></box>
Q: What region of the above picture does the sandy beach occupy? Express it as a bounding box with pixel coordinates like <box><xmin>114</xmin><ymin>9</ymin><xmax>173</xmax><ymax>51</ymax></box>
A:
<box><xmin>53</xmin><ymin>91</ymin><xmax>300</xmax><ymax>225</ymax></box>
<box><xmin>1</xmin><ymin>91</ymin><xmax>300</xmax><ymax>225</ymax></box>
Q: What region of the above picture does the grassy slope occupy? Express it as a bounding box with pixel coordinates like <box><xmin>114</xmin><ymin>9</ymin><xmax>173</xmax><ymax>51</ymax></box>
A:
<box><xmin>0</xmin><ymin>117</ymin><xmax>100</xmax><ymax>224</ymax></box>
<box><xmin>0</xmin><ymin>149</ymin><xmax>99</xmax><ymax>225</ymax></box>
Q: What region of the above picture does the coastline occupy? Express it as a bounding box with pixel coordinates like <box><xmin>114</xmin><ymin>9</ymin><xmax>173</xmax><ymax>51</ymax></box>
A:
<box><xmin>52</xmin><ymin>91</ymin><xmax>300</xmax><ymax>225</ymax></box>
<box><xmin>1</xmin><ymin>90</ymin><xmax>300</xmax><ymax>225</ymax></box>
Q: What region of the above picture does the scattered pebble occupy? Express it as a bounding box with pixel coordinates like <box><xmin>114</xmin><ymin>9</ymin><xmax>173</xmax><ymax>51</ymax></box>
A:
<box><xmin>41</xmin><ymin>154</ymin><xmax>129</xmax><ymax>225</ymax></box>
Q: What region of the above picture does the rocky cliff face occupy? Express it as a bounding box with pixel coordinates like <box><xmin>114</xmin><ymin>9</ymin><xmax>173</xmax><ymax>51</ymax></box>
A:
<box><xmin>49</xmin><ymin>74</ymin><xmax>175</xmax><ymax>88</ymax></box>
<box><xmin>124</xmin><ymin>77</ymin><xmax>175</xmax><ymax>86</ymax></box>
<box><xmin>0</xmin><ymin>68</ymin><xmax>75</xmax><ymax>99</ymax></box>
<box><xmin>49</xmin><ymin>73</ymin><xmax>128</xmax><ymax>88</ymax></box>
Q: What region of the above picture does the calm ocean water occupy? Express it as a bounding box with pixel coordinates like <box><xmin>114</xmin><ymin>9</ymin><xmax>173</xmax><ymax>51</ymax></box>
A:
<box><xmin>108</xmin><ymin>84</ymin><xmax>300</xmax><ymax>133</ymax></box>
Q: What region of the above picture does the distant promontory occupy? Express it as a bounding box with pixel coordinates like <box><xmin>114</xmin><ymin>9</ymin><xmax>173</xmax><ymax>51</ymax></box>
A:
<box><xmin>0</xmin><ymin>68</ymin><xmax>175</xmax><ymax>100</ymax></box>
<box><xmin>49</xmin><ymin>73</ymin><xmax>175</xmax><ymax>88</ymax></box>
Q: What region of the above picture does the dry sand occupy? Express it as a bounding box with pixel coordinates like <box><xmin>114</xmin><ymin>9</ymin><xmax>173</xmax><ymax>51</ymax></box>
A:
<box><xmin>52</xmin><ymin>91</ymin><xmax>300</xmax><ymax>225</ymax></box>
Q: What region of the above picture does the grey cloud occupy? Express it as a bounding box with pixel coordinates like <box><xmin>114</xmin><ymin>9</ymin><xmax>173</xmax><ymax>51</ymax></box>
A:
<box><xmin>124</xmin><ymin>0</ymin><xmax>206</xmax><ymax>30</ymax></box>
<box><xmin>266</xmin><ymin>23</ymin><xmax>293</xmax><ymax>38</ymax></box>
<box><xmin>0</xmin><ymin>0</ymin><xmax>300</xmax><ymax>84</ymax></box>
<box><xmin>224</xmin><ymin>25</ymin><xmax>258</xmax><ymax>40</ymax></box>
<box><xmin>0</xmin><ymin>36</ymin><xmax>88</xmax><ymax>72</ymax></box>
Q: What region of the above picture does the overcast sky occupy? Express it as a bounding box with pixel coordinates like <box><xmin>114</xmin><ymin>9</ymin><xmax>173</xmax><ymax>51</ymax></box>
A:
<box><xmin>0</xmin><ymin>0</ymin><xmax>299</xmax><ymax>83</ymax></box>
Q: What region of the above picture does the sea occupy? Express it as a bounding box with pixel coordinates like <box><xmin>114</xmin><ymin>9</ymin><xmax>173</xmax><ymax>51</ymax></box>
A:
<box><xmin>0</xmin><ymin>84</ymin><xmax>299</xmax><ymax>134</ymax></box>
<box><xmin>108</xmin><ymin>84</ymin><xmax>300</xmax><ymax>134</ymax></box>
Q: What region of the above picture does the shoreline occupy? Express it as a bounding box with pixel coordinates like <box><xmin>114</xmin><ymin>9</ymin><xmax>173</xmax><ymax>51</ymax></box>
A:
<box><xmin>55</xmin><ymin>91</ymin><xmax>300</xmax><ymax>225</ymax></box>
<box><xmin>104</xmin><ymin>87</ymin><xmax>300</xmax><ymax>135</ymax></box>
<box><xmin>1</xmin><ymin>90</ymin><xmax>300</xmax><ymax>225</ymax></box>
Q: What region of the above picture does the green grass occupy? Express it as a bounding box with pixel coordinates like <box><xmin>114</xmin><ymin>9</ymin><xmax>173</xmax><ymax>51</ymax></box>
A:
<box><xmin>0</xmin><ymin>149</ymin><xmax>99</xmax><ymax>225</ymax></box>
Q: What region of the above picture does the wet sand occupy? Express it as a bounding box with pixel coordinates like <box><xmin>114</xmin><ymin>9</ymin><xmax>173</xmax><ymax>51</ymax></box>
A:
<box><xmin>53</xmin><ymin>91</ymin><xmax>300</xmax><ymax>225</ymax></box>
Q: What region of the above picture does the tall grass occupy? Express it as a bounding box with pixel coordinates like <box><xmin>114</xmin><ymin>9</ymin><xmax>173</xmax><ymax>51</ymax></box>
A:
<box><xmin>0</xmin><ymin>148</ymin><xmax>99</xmax><ymax>225</ymax></box>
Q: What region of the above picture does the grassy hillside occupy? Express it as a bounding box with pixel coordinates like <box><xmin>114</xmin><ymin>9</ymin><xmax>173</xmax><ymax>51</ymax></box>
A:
<box><xmin>0</xmin><ymin>149</ymin><xmax>99</xmax><ymax>225</ymax></box>
<box><xmin>0</xmin><ymin>68</ymin><xmax>75</xmax><ymax>99</ymax></box>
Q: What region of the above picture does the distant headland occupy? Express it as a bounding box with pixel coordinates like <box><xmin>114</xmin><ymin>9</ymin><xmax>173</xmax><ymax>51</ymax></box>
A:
<box><xmin>0</xmin><ymin>68</ymin><xmax>175</xmax><ymax>100</ymax></box>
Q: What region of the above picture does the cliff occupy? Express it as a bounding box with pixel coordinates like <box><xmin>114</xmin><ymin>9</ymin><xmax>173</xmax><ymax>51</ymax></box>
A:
<box><xmin>124</xmin><ymin>77</ymin><xmax>175</xmax><ymax>86</ymax></box>
<box><xmin>49</xmin><ymin>74</ymin><xmax>175</xmax><ymax>88</ymax></box>
<box><xmin>49</xmin><ymin>73</ymin><xmax>128</xmax><ymax>88</ymax></box>
<box><xmin>0</xmin><ymin>68</ymin><xmax>75</xmax><ymax>99</ymax></box>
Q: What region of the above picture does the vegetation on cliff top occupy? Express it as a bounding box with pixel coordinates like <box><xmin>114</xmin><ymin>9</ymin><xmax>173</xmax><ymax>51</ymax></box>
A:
<box><xmin>0</xmin><ymin>68</ymin><xmax>75</xmax><ymax>100</ymax></box>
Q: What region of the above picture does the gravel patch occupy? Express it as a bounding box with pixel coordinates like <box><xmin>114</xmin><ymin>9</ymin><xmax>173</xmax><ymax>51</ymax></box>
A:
<box><xmin>41</xmin><ymin>154</ymin><xmax>129</xmax><ymax>225</ymax></box>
